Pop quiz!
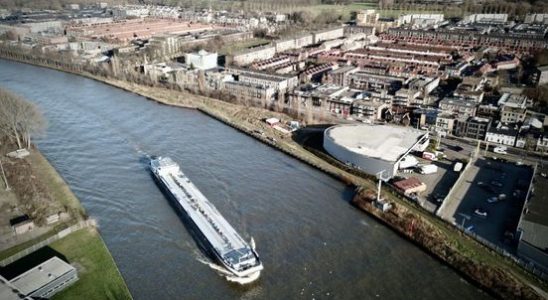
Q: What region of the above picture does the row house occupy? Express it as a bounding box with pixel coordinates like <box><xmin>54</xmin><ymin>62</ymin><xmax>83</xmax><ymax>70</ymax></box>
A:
<box><xmin>438</xmin><ymin>97</ymin><xmax>478</xmax><ymax>118</ymax></box>
<box><xmin>454</xmin><ymin>117</ymin><xmax>492</xmax><ymax>140</ymax></box>
<box><xmin>300</xmin><ymin>63</ymin><xmax>336</xmax><ymax>83</ymax></box>
<box><xmin>229</xmin><ymin>45</ymin><xmax>275</xmax><ymax>66</ymax></box>
<box><xmin>485</xmin><ymin>125</ymin><xmax>524</xmax><ymax>147</ymax></box>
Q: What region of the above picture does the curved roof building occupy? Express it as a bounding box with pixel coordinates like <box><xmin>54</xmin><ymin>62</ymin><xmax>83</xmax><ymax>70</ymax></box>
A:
<box><xmin>323</xmin><ymin>124</ymin><xmax>429</xmax><ymax>178</ymax></box>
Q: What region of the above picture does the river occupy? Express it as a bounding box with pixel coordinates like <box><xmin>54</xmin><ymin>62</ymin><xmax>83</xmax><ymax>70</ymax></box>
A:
<box><xmin>0</xmin><ymin>59</ymin><xmax>490</xmax><ymax>299</ymax></box>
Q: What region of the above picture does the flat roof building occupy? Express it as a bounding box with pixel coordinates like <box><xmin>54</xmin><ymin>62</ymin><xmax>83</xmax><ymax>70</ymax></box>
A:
<box><xmin>9</xmin><ymin>257</ymin><xmax>78</xmax><ymax>299</ymax></box>
<box><xmin>323</xmin><ymin>124</ymin><xmax>429</xmax><ymax>178</ymax></box>
<box><xmin>0</xmin><ymin>275</ymin><xmax>31</xmax><ymax>300</ymax></box>
<box><xmin>517</xmin><ymin>165</ymin><xmax>548</xmax><ymax>274</ymax></box>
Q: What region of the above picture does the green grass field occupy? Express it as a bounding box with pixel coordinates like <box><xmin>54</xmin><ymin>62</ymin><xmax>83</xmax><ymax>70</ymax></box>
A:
<box><xmin>51</xmin><ymin>228</ymin><xmax>132</xmax><ymax>300</ymax></box>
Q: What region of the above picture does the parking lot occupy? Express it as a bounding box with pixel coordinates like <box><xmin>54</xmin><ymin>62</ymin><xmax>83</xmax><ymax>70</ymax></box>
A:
<box><xmin>414</xmin><ymin>159</ymin><xmax>460</xmax><ymax>212</ymax></box>
<box><xmin>394</xmin><ymin>147</ymin><xmax>463</xmax><ymax>213</ymax></box>
<box><xmin>443</xmin><ymin>158</ymin><xmax>533</xmax><ymax>250</ymax></box>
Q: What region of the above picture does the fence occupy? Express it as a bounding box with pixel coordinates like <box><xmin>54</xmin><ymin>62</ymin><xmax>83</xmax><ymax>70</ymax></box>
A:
<box><xmin>0</xmin><ymin>219</ymin><xmax>95</xmax><ymax>267</ymax></box>
<box><xmin>456</xmin><ymin>223</ymin><xmax>548</xmax><ymax>282</ymax></box>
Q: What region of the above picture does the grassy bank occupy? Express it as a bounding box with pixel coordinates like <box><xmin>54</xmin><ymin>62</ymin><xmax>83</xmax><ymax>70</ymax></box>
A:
<box><xmin>29</xmin><ymin>150</ymin><xmax>132</xmax><ymax>299</ymax></box>
<box><xmin>0</xmin><ymin>125</ymin><xmax>131</xmax><ymax>297</ymax></box>
<box><xmin>0</xmin><ymin>153</ymin><xmax>132</xmax><ymax>298</ymax></box>
<box><xmin>27</xmin><ymin>148</ymin><xmax>87</xmax><ymax>221</ymax></box>
<box><xmin>51</xmin><ymin>228</ymin><xmax>131</xmax><ymax>300</ymax></box>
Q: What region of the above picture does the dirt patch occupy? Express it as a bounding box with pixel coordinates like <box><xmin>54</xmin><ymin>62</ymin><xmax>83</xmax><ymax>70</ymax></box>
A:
<box><xmin>1</xmin><ymin>141</ymin><xmax>65</xmax><ymax>226</ymax></box>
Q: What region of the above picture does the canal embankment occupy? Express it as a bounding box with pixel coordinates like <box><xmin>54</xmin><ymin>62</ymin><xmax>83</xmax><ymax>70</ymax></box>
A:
<box><xmin>0</xmin><ymin>144</ymin><xmax>132</xmax><ymax>299</ymax></box>
<box><xmin>0</xmin><ymin>51</ymin><xmax>546</xmax><ymax>299</ymax></box>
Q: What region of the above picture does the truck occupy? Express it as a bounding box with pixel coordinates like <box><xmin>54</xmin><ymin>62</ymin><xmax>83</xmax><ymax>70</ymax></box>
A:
<box><xmin>399</xmin><ymin>155</ymin><xmax>419</xmax><ymax>169</ymax></box>
<box><xmin>419</xmin><ymin>164</ymin><xmax>438</xmax><ymax>174</ymax></box>
<box><xmin>422</xmin><ymin>152</ymin><xmax>437</xmax><ymax>161</ymax></box>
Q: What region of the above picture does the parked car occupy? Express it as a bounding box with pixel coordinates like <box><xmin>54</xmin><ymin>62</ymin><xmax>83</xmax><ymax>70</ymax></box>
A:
<box><xmin>478</xmin><ymin>181</ymin><xmax>498</xmax><ymax>193</ymax></box>
<box><xmin>474</xmin><ymin>207</ymin><xmax>488</xmax><ymax>218</ymax></box>
<box><xmin>493</xmin><ymin>146</ymin><xmax>508</xmax><ymax>154</ymax></box>
<box><xmin>422</xmin><ymin>152</ymin><xmax>437</xmax><ymax>161</ymax></box>
<box><xmin>487</xmin><ymin>196</ymin><xmax>499</xmax><ymax>203</ymax></box>
<box><xmin>491</xmin><ymin>180</ymin><xmax>503</xmax><ymax>187</ymax></box>
<box><xmin>453</xmin><ymin>162</ymin><xmax>464</xmax><ymax>172</ymax></box>
<box><xmin>419</xmin><ymin>164</ymin><xmax>438</xmax><ymax>174</ymax></box>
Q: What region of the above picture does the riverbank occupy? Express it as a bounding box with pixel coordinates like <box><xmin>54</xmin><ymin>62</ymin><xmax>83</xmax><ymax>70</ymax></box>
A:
<box><xmin>0</xmin><ymin>144</ymin><xmax>132</xmax><ymax>299</ymax></box>
<box><xmin>95</xmin><ymin>74</ymin><xmax>548</xmax><ymax>300</ymax></box>
<box><xmin>0</xmin><ymin>54</ymin><xmax>546</xmax><ymax>299</ymax></box>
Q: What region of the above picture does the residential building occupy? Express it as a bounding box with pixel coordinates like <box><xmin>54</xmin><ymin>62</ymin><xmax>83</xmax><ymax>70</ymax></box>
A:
<box><xmin>439</xmin><ymin>97</ymin><xmax>477</xmax><ymax>118</ymax></box>
<box><xmin>435</xmin><ymin>114</ymin><xmax>456</xmax><ymax>136</ymax></box>
<box><xmin>348</xmin><ymin>71</ymin><xmax>404</xmax><ymax>91</ymax></box>
<box><xmin>226</xmin><ymin>68</ymin><xmax>298</xmax><ymax>103</ymax></box>
<box><xmin>537</xmin><ymin>134</ymin><xmax>548</xmax><ymax>152</ymax></box>
<box><xmin>498</xmin><ymin>93</ymin><xmax>528</xmax><ymax>124</ymax></box>
<box><xmin>230</xmin><ymin>45</ymin><xmax>275</xmax><ymax>66</ymax></box>
<box><xmin>454</xmin><ymin>117</ymin><xmax>491</xmax><ymax>140</ymax></box>
<box><xmin>223</xmin><ymin>81</ymin><xmax>276</xmax><ymax>106</ymax></box>
<box><xmin>464</xmin><ymin>14</ymin><xmax>508</xmax><ymax>24</ymax></box>
<box><xmin>356</xmin><ymin>10</ymin><xmax>379</xmax><ymax>26</ymax></box>
<box><xmin>538</xmin><ymin>65</ymin><xmax>548</xmax><ymax>85</ymax></box>
<box><xmin>525</xmin><ymin>14</ymin><xmax>548</xmax><ymax>24</ymax></box>
<box><xmin>485</xmin><ymin>125</ymin><xmax>519</xmax><ymax>147</ymax></box>
<box><xmin>185</xmin><ymin>50</ymin><xmax>218</xmax><ymax>70</ymax></box>
<box><xmin>328</xmin><ymin>66</ymin><xmax>359</xmax><ymax>87</ymax></box>
<box><xmin>397</xmin><ymin>14</ymin><xmax>444</xmax><ymax>28</ymax></box>
<box><xmin>351</xmin><ymin>98</ymin><xmax>390</xmax><ymax>121</ymax></box>
<box><xmin>407</xmin><ymin>76</ymin><xmax>440</xmax><ymax>100</ymax></box>
<box><xmin>313</xmin><ymin>27</ymin><xmax>344</xmax><ymax>44</ymax></box>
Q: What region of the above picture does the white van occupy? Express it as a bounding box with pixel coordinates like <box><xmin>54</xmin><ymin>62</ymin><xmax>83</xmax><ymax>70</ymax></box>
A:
<box><xmin>493</xmin><ymin>146</ymin><xmax>508</xmax><ymax>154</ymax></box>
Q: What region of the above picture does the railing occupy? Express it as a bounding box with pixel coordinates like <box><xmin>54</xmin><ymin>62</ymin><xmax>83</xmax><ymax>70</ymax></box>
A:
<box><xmin>0</xmin><ymin>219</ymin><xmax>95</xmax><ymax>267</ymax></box>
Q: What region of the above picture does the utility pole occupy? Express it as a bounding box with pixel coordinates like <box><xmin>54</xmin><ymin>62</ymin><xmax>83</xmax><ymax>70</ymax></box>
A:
<box><xmin>0</xmin><ymin>159</ymin><xmax>10</xmax><ymax>191</ymax></box>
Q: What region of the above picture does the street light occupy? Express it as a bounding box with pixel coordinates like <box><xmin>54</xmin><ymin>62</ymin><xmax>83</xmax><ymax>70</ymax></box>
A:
<box><xmin>458</xmin><ymin>213</ymin><xmax>470</xmax><ymax>229</ymax></box>
<box><xmin>376</xmin><ymin>170</ymin><xmax>390</xmax><ymax>202</ymax></box>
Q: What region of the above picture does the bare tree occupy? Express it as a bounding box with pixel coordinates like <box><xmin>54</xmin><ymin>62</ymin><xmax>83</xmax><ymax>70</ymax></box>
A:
<box><xmin>0</xmin><ymin>88</ymin><xmax>46</xmax><ymax>150</ymax></box>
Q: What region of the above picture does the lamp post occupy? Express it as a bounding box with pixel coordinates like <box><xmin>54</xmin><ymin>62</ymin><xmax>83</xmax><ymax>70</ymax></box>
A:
<box><xmin>376</xmin><ymin>170</ymin><xmax>390</xmax><ymax>201</ymax></box>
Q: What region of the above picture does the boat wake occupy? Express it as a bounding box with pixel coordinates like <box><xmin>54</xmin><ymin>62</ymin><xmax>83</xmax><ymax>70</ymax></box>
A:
<box><xmin>197</xmin><ymin>258</ymin><xmax>261</xmax><ymax>285</ymax></box>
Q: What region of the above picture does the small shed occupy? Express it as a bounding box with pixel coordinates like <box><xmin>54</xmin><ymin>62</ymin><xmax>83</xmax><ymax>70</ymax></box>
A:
<box><xmin>10</xmin><ymin>215</ymin><xmax>35</xmax><ymax>235</ymax></box>
<box><xmin>265</xmin><ymin>118</ymin><xmax>280</xmax><ymax>126</ymax></box>
<box><xmin>393</xmin><ymin>177</ymin><xmax>427</xmax><ymax>196</ymax></box>
<box><xmin>6</xmin><ymin>149</ymin><xmax>30</xmax><ymax>159</ymax></box>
